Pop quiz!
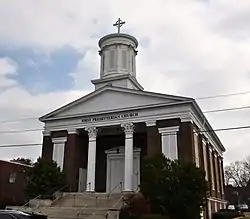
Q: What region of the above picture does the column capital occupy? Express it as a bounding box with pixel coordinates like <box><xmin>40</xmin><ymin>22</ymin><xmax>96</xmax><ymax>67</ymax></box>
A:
<box><xmin>145</xmin><ymin>120</ymin><xmax>156</xmax><ymax>127</ymax></box>
<box><xmin>121</xmin><ymin>123</ymin><xmax>135</xmax><ymax>135</ymax></box>
<box><xmin>85</xmin><ymin>127</ymin><xmax>98</xmax><ymax>139</ymax></box>
<box><xmin>67</xmin><ymin>128</ymin><xmax>79</xmax><ymax>135</ymax></box>
<box><xmin>43</xmin><ymin>130</ymin><xmax>51</xmax><ymax>137</ymax></box>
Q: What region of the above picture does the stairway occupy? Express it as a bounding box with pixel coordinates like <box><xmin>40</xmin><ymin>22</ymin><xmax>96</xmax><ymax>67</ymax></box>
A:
<box><xmin>9</xmin><ymin>193</ymin><xmax>124</xmax><ymax>219</ymax></box>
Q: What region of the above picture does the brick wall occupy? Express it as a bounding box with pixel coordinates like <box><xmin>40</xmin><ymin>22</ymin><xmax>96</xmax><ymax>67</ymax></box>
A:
<box><xmin>0</xmin><ymin>160</ymin><xmax>32</xmax><ymax>207</ymax></box>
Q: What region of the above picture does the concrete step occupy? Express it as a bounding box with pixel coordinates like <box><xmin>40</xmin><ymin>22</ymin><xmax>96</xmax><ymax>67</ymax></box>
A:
<box><xmin>8</xmin><ymin>205</ymin><xmax>120</xmax><ymax>219</ymax></box>
<box><xmin>54</xmin><ymin>193</ymin><xmax>122</xmax><ymax>208</ymax></box>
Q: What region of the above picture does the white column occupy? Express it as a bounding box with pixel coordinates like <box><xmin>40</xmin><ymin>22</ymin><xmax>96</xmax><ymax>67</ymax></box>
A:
<box><xmin>208</xmin><ymin>199</ymin><xmax>212</xmax><ymax>219</ymax></box>
<box><xmin>121</xmin><ymin>123</ymin><xmax>134</xmax><ymax>192</ymax></box>
<box><xmin>85</xmin><ymin>127</ymin><xmax>98</xmax><ymax>192</ymax></box>
<box><xmin>52</xmin><ymin>137</ymin><xmax>67</xmax><ymax>171</ymax></box>
<box><xmin>158</xmin><ymin>126</ymin><xmax>179</xmax><ymax>160</ymax></box>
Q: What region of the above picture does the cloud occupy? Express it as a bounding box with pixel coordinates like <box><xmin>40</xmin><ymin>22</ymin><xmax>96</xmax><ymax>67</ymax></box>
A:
<box><xmin>0</xmin><ymin>57</ymin><xmax>18</xmax><ymax>88</ymax></box>
<box><xmin>0</xmin><ymin>0</ymin><xmax>250</xmax><ymax>164</ymax></box>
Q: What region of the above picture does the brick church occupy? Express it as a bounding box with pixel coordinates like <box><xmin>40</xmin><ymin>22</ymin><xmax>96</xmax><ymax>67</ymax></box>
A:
<box><xmin>39</xmin><ymin>19</ymin><xmax>227</xmax><ymax>219</ymax></box>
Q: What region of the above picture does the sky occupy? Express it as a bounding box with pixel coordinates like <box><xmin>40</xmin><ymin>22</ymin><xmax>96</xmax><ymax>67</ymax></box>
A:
<box><xmin>0</xmin><ymin>0</ymin><xmax>249</xmax><ymax>165</ymax></box>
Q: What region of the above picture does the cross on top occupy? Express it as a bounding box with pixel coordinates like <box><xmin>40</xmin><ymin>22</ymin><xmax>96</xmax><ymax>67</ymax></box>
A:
<box><xmin>113</xmin><ymin>18</ymin><xmax>125</xmax><ymax>34</ymax></box>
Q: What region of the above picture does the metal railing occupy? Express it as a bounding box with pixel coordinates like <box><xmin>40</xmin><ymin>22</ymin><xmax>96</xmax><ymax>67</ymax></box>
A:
<box><xmin>19</xmin><ymin>194</ymin><xmax>41</xmax><ymax>210</ymax></box>
<box><xmin>105</xmin><ymin>195</ymin><xmax>124</xmax><ymax>219</ymax></box>
<box><xmin>51</xmin><ymin>184</ymin><xmax>69</xmax><ymax>205</ymax></box>
<box><xmin>107</xmin><ymin>182</ymin><xmax>123</xmax><ymax>198</ymax></box>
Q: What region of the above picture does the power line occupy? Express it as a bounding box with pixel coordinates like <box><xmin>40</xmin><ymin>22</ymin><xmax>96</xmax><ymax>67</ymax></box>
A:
<box><xmin>0</xmin><ymin>90</ymin><xmax>250</xmax><ymax>124</ymax></box>
<box><xmin>195</xmin><ymin>90</ymin><xmax>250</xmax><ymax>100</ymax></box>
<box><xmin>0</xmin><ymin>105</ymin><xmax>249</xmax><ymax>135</ymax></box>
<box><xmin>203</xmin><ymin>105</ymin><xmax>250</xmax><ymax>114</ymax></box>
<box><xmin>0</xmin><ymin>124</ymin><xmax>250</xmax><ymax>149</ymax></box>
<box><xmin>0</xmin><ymin>128</ymin><xmax>43</xmax><ymax>134</ymax></box>
<box><xmin>0</xmin><ymin>143</ymin><xmax>41</xmax><ymax>148</ymax></box>
<box><xmin>0</xmin><ymin>117</ymin><xmax>38</xmax><ymax>123</ymax></box>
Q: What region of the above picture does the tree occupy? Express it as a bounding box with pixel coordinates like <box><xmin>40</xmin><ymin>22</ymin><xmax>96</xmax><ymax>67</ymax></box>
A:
<box><xmin>11</xmin><ymin>157</ymin><xmax>33</xmax><ymax>166</ymax></box>
<box><xmin>224</xmin><ymin>161</ymin><xmax>250</xmax><ymax>187</ymax></box>
<box><xmin>25</xmin><ymin>157</ymin><xmax>66</xmax><ymax>199</ymax></box>
<box><xmin>140</xmin><ymin>153</ymin><xmax>208</xmax><ymax>219</ymax></box>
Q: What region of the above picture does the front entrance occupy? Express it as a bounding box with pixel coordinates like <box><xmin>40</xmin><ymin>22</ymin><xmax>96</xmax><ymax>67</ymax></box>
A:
<box><xmin>105</xmin><ymin>146</ymin><xmax>141</xmax><ymax>193</ymax></box>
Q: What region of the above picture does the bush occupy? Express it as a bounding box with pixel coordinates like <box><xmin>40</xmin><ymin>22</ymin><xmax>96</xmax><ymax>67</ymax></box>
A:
<box><xmin>140</xmin><ymin>153</ymin><xmax>208</xmax><ymax>219</ymax></box>
<box><xmin>120</xmin><ymin>193</ymin><xmax>151</xmax><ymax>219</ymax></box>
<box><xmin>140</xmin><ymin>214</ymin><xmax>170</xmax><ymax>219</ymax></box>
<box><xmin>25</xmin><ymin>157</ymin><xmax>66</xmax><ymax>198</ymax></box>
<box><xmin>212</xmin><ymin>210</ymin><xmax>245</xmax><ymax>219</ymax></box>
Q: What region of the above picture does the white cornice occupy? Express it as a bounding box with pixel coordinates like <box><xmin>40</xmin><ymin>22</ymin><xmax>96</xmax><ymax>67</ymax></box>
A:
<box><xmin>190</xmin><ymin>110</ymin><xmax>223</xmax><ymax>156</ymax></box>
<box><xmin>67</xmin><ymin>128</ymin><xmax>79</xmax><ymax>135</ymax></box>
<box><xmin>145</xmin><ymin>120</ymin><xmax>156</xmax><ymax>127</ymax></box>
<box><xmin>42</xmin><ymin>130</ymin><xmax>51</xmax><ymax>137</ymax></box>
<box><xmin>158</xmin><ymin>126</ymin><xmax>179</xmax><ymax>134</ymax></box>
<box><xmin>52</xmin><ymin>137</ymin><xmax>67</xmax><ymax>144</ymax></box>
<box><xmin>45</xmin><ymin>111</ymin><xmax>186</xmax><ymax>132</ymax></box>
<box><xmin>180</xmin><ymin>113</ymin><xmax>193</xmax><ymax>123</ymax></box>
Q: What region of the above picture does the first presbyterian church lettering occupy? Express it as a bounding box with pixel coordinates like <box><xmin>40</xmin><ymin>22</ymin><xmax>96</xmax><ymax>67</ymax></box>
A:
<box><xmin>81</xmin><ymin>112</ymin><xmax>139</xmax><ymax>123</ymax></box>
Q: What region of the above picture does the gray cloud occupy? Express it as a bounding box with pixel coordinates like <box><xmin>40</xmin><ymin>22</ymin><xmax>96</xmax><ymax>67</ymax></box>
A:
<box><xmin>0</xmin><ymin>1</ymin><xmax>249</xmax><ymax>164</ymax></box>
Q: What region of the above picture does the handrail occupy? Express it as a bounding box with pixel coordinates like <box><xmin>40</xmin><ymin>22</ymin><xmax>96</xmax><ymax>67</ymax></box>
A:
<box><xmin>20</xmin><ymin>194</ymin><xmax>41</xmax><ymax>209</ymax></box>
<box><xmin>105</xmin><ymin>195</ymin><xmax>124</xmax><ymax>219</ymax></box>
<box><xmin>51</xmin><ymin>184</ymin><xmax>69</xmax><ymax>205</ymax></box>
<box><xmin>107</xmin><ymin>182</ymin><xmax>122</xmax><ymax>198</ymax></box>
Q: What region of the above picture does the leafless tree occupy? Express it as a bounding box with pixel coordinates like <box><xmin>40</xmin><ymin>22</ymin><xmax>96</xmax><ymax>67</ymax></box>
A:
<box><xmin>224</xmin><ymin>160</ymin><xmax>250</xmax><ymax>187</ymax></box>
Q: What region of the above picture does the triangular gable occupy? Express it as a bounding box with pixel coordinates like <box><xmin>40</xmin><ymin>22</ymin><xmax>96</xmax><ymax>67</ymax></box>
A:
<box><xmin>40</xmin><ymin>85</ymin><xmax>193</xmax><ymax>121</ymax></box>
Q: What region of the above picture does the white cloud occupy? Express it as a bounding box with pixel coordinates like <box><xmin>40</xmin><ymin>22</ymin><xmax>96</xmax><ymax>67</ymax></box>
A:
<box><xmin>0</xmin><ymin>57</ymin><xmax>18</xmax><ymax>88</ymax></box>
<box><xmin>0</xmin><ymin>0</ymin><xmax>250</xmax><ymax>163</ymax></box>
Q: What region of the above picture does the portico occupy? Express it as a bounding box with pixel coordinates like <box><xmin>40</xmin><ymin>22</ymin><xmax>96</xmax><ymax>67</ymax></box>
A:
<box><xmin>42</xmin><ymin>113</ymin><xmax>185</xmax><ymax>193</ymax></box>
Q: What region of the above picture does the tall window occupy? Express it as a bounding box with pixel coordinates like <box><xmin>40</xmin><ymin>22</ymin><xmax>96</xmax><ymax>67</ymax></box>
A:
<box><xmin>209</xmin><ymin>149</ymin><xmax>215</xmax><ymax>190</ymax></box>
<box><xmin>109</xmin><ymin>50</ymin><xmax>115</xmax><ymax>69</ymax></box>
<box><xmin>122</xmin><ymin>50</ymin><xmax>127</xmax><ymax>69</ymax></box>
<box><xmin>102</xmin><ymin>54</ymin><xmax>105</xmax><ymax>72</ymax></box>
<box><xmin>131</xmin><ymin>55</ymin><xmax>134</xmax><ymax>72</ymax></box>
<box><xmin>202</xmin><ymin>140</ymin><xmax>208</xmax><ymax>180</ymax></box>
<box><xmin>194</xmin><ymin>132</ymin><xmax>200</xmax><ymax>167</ymax></box>
<box><xmin>215</xmin><ymin>156</ymin><xmax>220</xmax><ymax>192</ymax></box>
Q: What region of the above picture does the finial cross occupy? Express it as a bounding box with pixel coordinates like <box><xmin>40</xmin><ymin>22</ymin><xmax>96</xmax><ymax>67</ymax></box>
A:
<box><xmin>113</xmin><ymin>18</ymin><xmax>125</xmax><ymax>34</ymax></box>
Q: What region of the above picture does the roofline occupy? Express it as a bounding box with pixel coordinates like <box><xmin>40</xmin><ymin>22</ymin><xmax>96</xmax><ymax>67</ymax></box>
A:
<box><xmin>0</xmin><ymin>159</ymin><xmax>33</xmax><ymax>168</ymax></box>
<box><xmin>191</xmin><ymin>100</ymin><xmax>226</xmax><ymax>152</ymax></box>
<box><xmin>39</xmin><ymin>86</ymin><xmax>193</xmax><ymax>122</ymax></box>
<box><xmin>91</xmin><ymin>74</ymin><xmax>144</xmax><ymax>91</ymax></box>
<box><xmin>41</xmin><ymin>99</ymin><xmax>193</xmax><ymax>122</ymax></box>
<box><xmin>98</xmin><ymin>33</ymin><xmax>138</xmax><ymax>48</ymax></box>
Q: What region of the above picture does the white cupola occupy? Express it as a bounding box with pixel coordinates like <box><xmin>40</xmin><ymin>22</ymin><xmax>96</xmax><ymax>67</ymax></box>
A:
<box><xmin>91</xmin><ymin>18</ymin><xmax>143</xmax><ymax>91</ymax></box>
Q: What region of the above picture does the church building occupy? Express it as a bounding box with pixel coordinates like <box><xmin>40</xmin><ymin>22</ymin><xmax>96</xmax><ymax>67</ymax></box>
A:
<box><xmin>39</xmin><ymin>19</ymin><xmax>227</xmax><ymax>218</ymax></box>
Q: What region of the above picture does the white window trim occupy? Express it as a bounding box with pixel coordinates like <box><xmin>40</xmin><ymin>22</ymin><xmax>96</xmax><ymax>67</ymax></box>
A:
<box><xmin>52</xmin><ymin>137</ymin><xmax>67</xmax><ymax>170</ymax></box>
<box><xmin>158</xmin><ymin>126</ymin><xmax>179</xmax><ymax>160</ymax></box>
<box><xmin>194</xmin><ymin>131</ymin><xmax>200</xmax><ymax>167</ymax></box>
<box><xmin>202</xmin><ymin>139</ymin><xmax>208</xmax><ymax>180</ymax></box>
<box><xmin>209</xmin><ymin>147</ymin><xmax>215</xmax><ymax>191</ymax></box>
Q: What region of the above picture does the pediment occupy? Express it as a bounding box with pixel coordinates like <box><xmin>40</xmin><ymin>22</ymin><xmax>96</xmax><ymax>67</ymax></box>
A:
<box><xmin>40</xmin><ymin>86</ymin><xmax>192</xmax><ymax>121</ymax></box>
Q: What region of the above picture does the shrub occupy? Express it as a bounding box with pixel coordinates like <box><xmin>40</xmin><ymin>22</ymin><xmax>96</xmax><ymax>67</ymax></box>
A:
<box><xmin>212</xmin><ymin>210</ymin><xmax>245</xmax><ymax>219</ymax></box>
<box><xmin>140</xmin><ymin>153</ymin><xmax>208</xmax><ymax>219</ymax></box>
<box><xmin>140</xmin><ymin>214</ymin><xmax>170</xmax><ymax>219</ymax></box>
<box><xmin>25</xmin><ymin>157</ymin><xmax>66</xmax><ymax>198</ymax></box>
<box><xmin>120</xmin><ymin>193</ymin><xmax>151</xmax><ymax>219</ymax></box>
